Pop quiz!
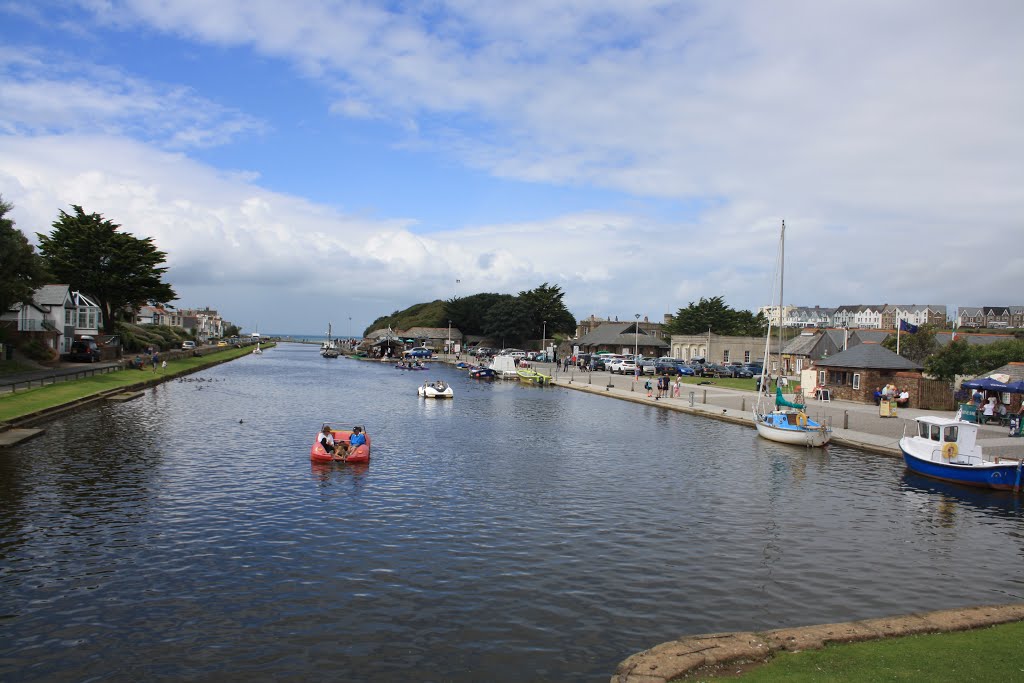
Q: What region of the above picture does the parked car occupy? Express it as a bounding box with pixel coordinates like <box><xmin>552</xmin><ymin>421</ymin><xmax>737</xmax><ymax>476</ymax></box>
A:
<box><xmin>637</xmin><ymin>359</ymin><xmax>657</xmax><ymax>375</ymax></box>
<box><xmin>473</xmin><ymin>347</ymin><xmax>495</xmax><ymax>357</ymax></box>
<box><xmin>699</xmin><ymin>363</ymin><xmax>734</xmax><ymax>378</ymax></box>
<box><xmin>66</xmin><ymin>338</ymin><xmax>101</xmax><ymax>363</ymax></box>
<box><xmin>731</xmin><ymin>366</ymin><xmax>755</xmax><ymax>378</ymax></box>
<box><xmin>505</xmin><ymin>349</ymin><xmax>527</xmax><ymax>359</ymax></box>
<box><xmin>216</xmin><ymin>340</ymin><xmax>228</xmax><ymax>347</ymax></box>
<box><xmin>181</xmin><ymin>341</ymin><xmax>196</xmax><ymax>350</ymax></box>
<box><xmin>676</xmin><ymin>364</ymin><xmax>696</xmax><ymax>376</ymax></box>
<box><xmin>654</xmin><ymin>358</ymin><xmax>685</xmax><ymax>375</ymax></box>
<box><xmin>590</xmin><ymin>354</ymin><xmax>612</xmax><ymax>371</ymax></box>
<box><xmin>613</xmin><ymin>359</ymin><xmax>638</xmax><ymax>375</ymax></box>
<box><xmin>405</xmin><ymin>346</ymin><xmax>433</xmax><ymax>358</ymax></box>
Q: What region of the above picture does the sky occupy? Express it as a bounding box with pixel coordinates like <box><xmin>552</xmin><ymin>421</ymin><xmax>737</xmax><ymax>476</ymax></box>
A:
<box><xmin>1</xmin><ymin>1</ymin><xmax>1021</xmax><ymax>336</ymax></box>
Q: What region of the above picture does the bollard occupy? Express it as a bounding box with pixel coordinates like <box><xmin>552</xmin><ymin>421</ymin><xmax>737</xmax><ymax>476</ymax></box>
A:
<box><xmin>741</xmin><ymin>398</ymin><xmax>745</xmax><ymax>411</ymax></box>
<box><xmin>703</xmin><ymin>389</ymin><xmax>707</xmax><ymax>404</ymax></box>
<box><xmin>844</xmin><ymin>410</ymin><xmax>849</xmax><ymax>430</ymax></box>
<box><xmin>689</xmin><ymin>391</ymin><xmax>695</xmax><ymax>407</ymax></box>
<box><xmin>588</xmin><ymin>373</ymin><xmax>592</xmax><ymax>384</ymax></box>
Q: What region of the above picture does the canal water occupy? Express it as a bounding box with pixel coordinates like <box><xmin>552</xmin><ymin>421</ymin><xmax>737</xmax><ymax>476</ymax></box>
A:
<box><xmin>2</xmin><ymin>343</ymin><xmax>1023</xmax><ymax>682</ymax></box>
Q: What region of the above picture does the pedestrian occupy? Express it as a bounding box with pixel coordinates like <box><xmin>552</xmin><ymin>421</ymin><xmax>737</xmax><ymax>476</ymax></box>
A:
<box><xmin>645</xmin><ymin>379</ymin><xmax>653</xmax><ymax>398</ymax></box>
<box><xmin>674</xmin><ymin>376</ymin><xmax>681</xmax><ymax>398</ymax></box>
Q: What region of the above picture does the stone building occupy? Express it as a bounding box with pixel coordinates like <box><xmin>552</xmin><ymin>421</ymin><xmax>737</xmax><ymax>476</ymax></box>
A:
<box><xmin>810</xmin><ymin>342</ymin><xmax>954</xmax><ymax>410</ymax></box>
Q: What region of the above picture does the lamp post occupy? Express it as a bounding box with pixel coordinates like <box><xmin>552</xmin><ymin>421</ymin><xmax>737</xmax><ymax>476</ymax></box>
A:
<box><xmin>542</xmin><ymin>320</ymin><xmax>546</xmax><ymax>363</ymax></box>
<box><xmin>447</xmin><ymin>320</ymin><xmax>452</xmax><ymax>357</ymax></box>
<box><xmin>634</xmin><ymin>313</ymin><xmax>640</xmax><ymax>381</ymax></box>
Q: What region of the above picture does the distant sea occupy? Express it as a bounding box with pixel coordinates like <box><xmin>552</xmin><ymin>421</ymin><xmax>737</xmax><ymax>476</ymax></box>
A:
<box><xmin>264</xmin><ymin>334</ymin><xmax>359</xmax><ymax>343</ymax></box>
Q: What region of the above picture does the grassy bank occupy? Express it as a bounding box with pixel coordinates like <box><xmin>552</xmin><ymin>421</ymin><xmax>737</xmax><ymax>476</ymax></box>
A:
<box><xmin>690</xmin><ymin>621</ymin><xmax>1024</xmax><ymax>681</ymax></box>
<box><xmin>0</xmin><ymin>345</ymin><xmax>269</xmax><ymax>423</ymax></box>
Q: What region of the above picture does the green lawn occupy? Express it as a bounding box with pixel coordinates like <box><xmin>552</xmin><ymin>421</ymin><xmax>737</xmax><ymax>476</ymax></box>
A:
<box><xmin>0</xmin><ymin>345</ymin><xmax>264</xmax><ymax>422</ymax></box>
<box><xmin>688</xmin><ymin>621</ymin><xmax>1024</xmax><ymax>682</ymax></box>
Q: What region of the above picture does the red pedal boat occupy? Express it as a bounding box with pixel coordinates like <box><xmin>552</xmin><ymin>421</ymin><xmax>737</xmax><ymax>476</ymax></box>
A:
<box><xmin>310</xmin><ymin>424</ymin><xmax>371</xmax><ymax>463</ymax></box>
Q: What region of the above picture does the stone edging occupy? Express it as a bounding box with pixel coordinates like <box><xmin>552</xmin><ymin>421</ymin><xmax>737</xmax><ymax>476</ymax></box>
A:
<box><xmin>611</xmin><ymin>602</ymin><xmax>1024</xmax><ymax>682</ymax></box>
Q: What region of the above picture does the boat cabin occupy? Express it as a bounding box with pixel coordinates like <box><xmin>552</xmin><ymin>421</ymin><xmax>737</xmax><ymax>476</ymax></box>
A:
<box><xmin>912</xmin><ymin>416</ymin><xmax>982</xmax><ymax>466</ymax></box>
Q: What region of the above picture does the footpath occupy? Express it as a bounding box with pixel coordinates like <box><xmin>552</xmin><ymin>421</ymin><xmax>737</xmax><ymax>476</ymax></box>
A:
<box><xmin>487</xmin><ymin>360</ymin><xmax>1024</xmax><ymax>460</ymax></box>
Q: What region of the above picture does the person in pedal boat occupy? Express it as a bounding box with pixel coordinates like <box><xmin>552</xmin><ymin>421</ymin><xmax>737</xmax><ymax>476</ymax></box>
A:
<box><xmin>340</xmin><ymin>426</ymin><xmax>366</xmax><ymax>460</ymax></box>
<box><xmin>318</xmin><ymin>426</ymin><xmax>339</xmax><ymax>459</ymax></box>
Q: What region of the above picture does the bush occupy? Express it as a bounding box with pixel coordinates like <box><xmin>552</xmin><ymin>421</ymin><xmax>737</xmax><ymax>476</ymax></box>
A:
<box><xmin>116</xmin><ymin>322</ymin><xmax>191</xmax><ymax>352</ymax></box>
<box><xmin>21</xmin><ymin>339</ymin><xmax>58</xmax><ymax>363</ymax></box>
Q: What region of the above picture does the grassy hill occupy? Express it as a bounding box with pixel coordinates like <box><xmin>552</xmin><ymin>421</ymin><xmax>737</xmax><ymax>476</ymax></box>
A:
<box><xmin>363</xmin><ymin>300</ymin><xmax>446</xmax><ymax>336</ymax></box>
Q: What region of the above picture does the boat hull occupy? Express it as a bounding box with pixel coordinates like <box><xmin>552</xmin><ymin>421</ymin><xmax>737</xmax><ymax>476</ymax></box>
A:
<box><xmin>418</xmin><ymin>385</ymin><xmax>454</xmax><ymax>398</ymax></box>
<box><xmin>900</xmin><ymin>446</ymin><xmax>1022</xmax><ymax>491</ymax></box>
<box><xmin>310</xmin><ymin>430</ymin><xmax>371</xmax><ymax>463</ymax></box>
<box><xmin>755</xmin><ymin>414</ymin><xmax>831</xmax><ymax>447</ymax></box>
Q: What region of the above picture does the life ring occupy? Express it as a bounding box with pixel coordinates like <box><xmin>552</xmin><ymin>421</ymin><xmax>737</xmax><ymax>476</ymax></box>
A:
<box><xmin>796</xmin><ymin>413</ymin><xmax>808</xmax><ymax>427</ymax></box>
<box><xmin>942</xmin><ymin>443</ymin><xmax>959</xmax><ymax>459</ymax></box>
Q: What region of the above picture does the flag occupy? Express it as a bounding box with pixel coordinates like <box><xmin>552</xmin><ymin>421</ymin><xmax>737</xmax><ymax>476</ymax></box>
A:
<box><xmin>899</xmin><ymin>320</ymin><xmax>918</xmax><ymax>333</ymax></box>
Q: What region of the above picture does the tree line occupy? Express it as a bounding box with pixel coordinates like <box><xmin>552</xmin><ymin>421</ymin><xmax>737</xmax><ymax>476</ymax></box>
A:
<box><xmin>0</xmin><ymin>196</ymin><xmax>176</xmax><ymax>334</ymax></box>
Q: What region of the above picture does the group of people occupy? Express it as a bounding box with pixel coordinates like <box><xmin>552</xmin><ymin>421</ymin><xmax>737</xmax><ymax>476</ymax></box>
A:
<box><xmin>873</xmin><ymin>385</ymin><xmax>910</xmax><ymax>407</ymax></box>
<box><xmin>643</xmin><ymin>374</ymin><xmax>683</xmax><ymax>400</ymax></box>
<box><xmin>317</xmin><ymin>425</ymin><xmax>366</xmax><ymax>461</ymax></box>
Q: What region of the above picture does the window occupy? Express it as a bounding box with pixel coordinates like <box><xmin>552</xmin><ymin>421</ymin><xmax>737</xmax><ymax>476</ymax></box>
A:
<box><xmin>943</xmin><ymin>426</ymin><xmax>959</xmax><ymax>442</ymax></box>
<box><xmin>919</xmin><ymin>422</ymin><xmax>929</xmax><ymax>438</ymax></box>
<box><xmin>930</xmin><ymin>425</ymin><xmax>940</xmax><ymax>441</ymax></box>
<box><xmin>853</xmin><ymin>373</ymin><xmax>861</xmax><ymax>390</ymax></box>
<box><xmin>722</xmin><ymin>350</ymin><xmax>730</xmax><ymax>363</ymax></box>
<box><xmin>819</xmin><ymin>370</ymin><xmax>826</xmax><ymax>385</ymax></box>
<box><xmin>744</xmin><ymin>351</ymin><xmax>751</xmax><ymax>363</ymax></box>
<box><xmin>65</xmin><ymin>308</ymin><xmax>74</xmax><ymax>326</ymax></box>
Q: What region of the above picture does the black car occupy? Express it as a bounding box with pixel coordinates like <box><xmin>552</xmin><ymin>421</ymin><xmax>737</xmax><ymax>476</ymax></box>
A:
<box><xmin>654</xmin><ymin>358</ymin><xmax>685</xmax><ymax>375</ymax></box>
<box><xmin>699</xmin><ymin>363</ymin><xmax>734</xmax><ymax>378</ymax></box>
<box><xmin>731</xmin><ymin>366</ymin><xmax>754</xmax><ymax>378</ymax></box>
<box><xmin>66</xmin><ymin>339</ymin><xmax>101</xmax><ymax>363</ymax></box>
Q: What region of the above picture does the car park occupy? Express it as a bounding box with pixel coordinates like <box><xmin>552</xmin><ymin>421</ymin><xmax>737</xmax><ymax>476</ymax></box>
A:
<box><xmin>676</xmin><ymin>364</ymin><xmax>696</xmax><ymax>376</ymax></box>
<box><xmin>731</xmin><ymin>366</ymin><xmax>755</xmax><ymax>378</ymax></box>
<box><xmin>504</xmin><ymin>349</ymin><xmax>527</xmax><ymax>359</ymax></box>
<box><xmin>405</xmin><ymin>346</ymin><xmax>433</xmax><ymax>358</ymax></box>
<box><xmin>590</xmin><ymin>354</ymin><xmax>612</xmax><ymax>371</ymax></box>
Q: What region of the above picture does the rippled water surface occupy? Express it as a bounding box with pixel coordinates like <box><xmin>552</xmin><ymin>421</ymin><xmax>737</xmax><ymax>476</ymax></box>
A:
<box><xmin>3</xmin><ymin>343</ymin><xmax>1024</xmax><ymax>681</ymax></box>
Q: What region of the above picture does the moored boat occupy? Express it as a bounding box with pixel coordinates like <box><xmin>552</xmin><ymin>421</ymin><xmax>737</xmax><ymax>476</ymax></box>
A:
<box><xmin>489</xmin><ymin>355</ymin><xmax>519</xmax><ymax>379</ymax></box>
<box><xmin>418</xmin><ymin>380</ymin><xmax>454</xmax><ymax>398</ymax></box>
<box><xmin>899</xmin><ymin>415</ymin><xmax>1023</xmax><ymax>491</ymax></box>
<box><xmin>516</xmin><ymin>367</ymin><xmax>552</xmax><ymax>385</ymax></box>
<box><xmin>310</xmin><ymin>424</ymin><xmax>371</xmax><ymax>463</ymax></box>
<box><xmin>469</xmin><ymin>366</ymin><xmax>495</xmax><ymax>379</ymax></box>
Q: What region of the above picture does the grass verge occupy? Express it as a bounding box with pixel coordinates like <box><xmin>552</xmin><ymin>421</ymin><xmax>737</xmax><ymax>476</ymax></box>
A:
<box><xmin>0</xmin><ymin>345</ymin><xmax>268</xmax><ymax>423</ymax></box>
<box><xmin>689</xmin><ymin>621</ymin><xmax>1024</xmax><ymax>681</ymax></box>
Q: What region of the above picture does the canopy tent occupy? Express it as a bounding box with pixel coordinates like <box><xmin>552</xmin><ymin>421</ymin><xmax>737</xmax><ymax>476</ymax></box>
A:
<box><xmin>961</xmin><ymin>377</ymin><xmax>1011</xmax><ymax>391</ymax></box>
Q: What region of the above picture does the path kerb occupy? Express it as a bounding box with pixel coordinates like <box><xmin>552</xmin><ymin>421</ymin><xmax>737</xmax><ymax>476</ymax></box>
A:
<box><xmin>611</xmin><ymin>603</ymin><xmax>1024</xmax><ymax>683</ymax></box>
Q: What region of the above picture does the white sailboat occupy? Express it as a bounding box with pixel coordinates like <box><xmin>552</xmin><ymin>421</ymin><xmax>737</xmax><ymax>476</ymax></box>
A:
<box><xmin>753</xmin><ymin>220</ymin><xmax>832</xmax><ymax>447</ymax></box>
<box><xmin>321</xmin><ymin>322</ymin><xmax>339</xmax><ymax>358</ymax></box>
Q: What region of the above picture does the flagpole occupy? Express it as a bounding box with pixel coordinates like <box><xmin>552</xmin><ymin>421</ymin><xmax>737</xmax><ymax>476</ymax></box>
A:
<box><xmin>896</xmin><ymin>321</ymin><xmax>901</xmax><ymax>356</ymax></box>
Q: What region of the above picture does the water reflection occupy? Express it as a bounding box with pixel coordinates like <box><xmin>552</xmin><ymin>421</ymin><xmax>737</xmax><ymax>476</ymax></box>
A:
<box><xmin>2</xmin><ymin>343</ymin><xmax>1024</xmax><ymax>682</ymax></box>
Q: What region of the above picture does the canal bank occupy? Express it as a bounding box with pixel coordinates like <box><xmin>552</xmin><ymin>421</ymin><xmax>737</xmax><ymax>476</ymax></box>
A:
<box><xmin>0</xmin><ymin>344</ymin><xmax>273</xmax><ymax>435</ymax></box>
<box><xmin>431</xmin><ymin>357</ymin><xmax>1024</xmax><ymax>461</ymax></box>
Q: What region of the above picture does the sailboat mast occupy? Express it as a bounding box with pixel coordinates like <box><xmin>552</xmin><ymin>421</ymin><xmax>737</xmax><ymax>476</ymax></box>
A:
<box><xmin>778</xmin><ymin>220</ymin><xmax>785</xmax><ymax>379</ymax></box>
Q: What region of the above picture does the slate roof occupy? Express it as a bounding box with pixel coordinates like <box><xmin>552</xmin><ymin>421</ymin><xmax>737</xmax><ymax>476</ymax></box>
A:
<box><xmin>976</xmin><ymin>361</ymin><xmax>1024</xmax><ymax>381</ymax></box>
<box><xmin>813</xmin><ymin>342</ymin><xmax>923</xmax><ymax>370</ymax></box>
<box><xmin>576</xmin><ymin>322</ymin><xmax>669</xmax><ymax>350</ymax></box>
<box><xmin>34</xmin><ymin>284</ymin><xmax>71</xmax><ymax>307</ymax></box>
<box><xmin>782</xmin><ymin>333</ymin><xmax>821</xmax><ymax>355</ymax></box>
<box><xmin>403</xmin><ymin>326</ymin><xmax>462</xmax><ymax>339</ymax></box>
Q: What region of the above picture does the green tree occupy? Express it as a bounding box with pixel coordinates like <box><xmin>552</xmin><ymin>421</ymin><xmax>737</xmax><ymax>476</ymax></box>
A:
<box><xmin>224</xmin><ymin>324</ymin><xmax>241</xmax><ymax>338</ymax></box>
<box><xmin>923</xmin><ymin>339</ymin><xmax>980</xmax><ymax>383</ymax></box>
<box><xmin>518</xmin><ymin>282</ymin><xmax>576</xmax><ymax>339</ymax></box>
<box><xmin>444</xmin><ymin>293</ymin><xmax>511</xmax><ymax>336</ymax></box>
<box><xmin>881</xmin><ymin>324</ymin><xmax>941</xmax><ymax>363</ymax></box>
<box><xmin>0</xmin><ymin>196</ymin><xmax>49</xmax><ymax>316</ymax></box>
<box><xmin>483</xmin><ymin>296</ymin><xmax>533</xmax><ymax>347</ymax></box>
<box><xmin>37</xmin><ymin>205</ymin><xmax>177</xmax><ymax>333</ymax></box>
<box><xmin>664</xmin><ymin>296</ymin><xmax>766</xmax><ymax>337</ymax></box>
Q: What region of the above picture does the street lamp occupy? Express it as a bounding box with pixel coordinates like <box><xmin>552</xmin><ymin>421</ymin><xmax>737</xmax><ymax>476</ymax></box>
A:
<box><xmin>447</xmin><ymin>320</ymin><xmax>452</xmax><ymax>357</ymax></box>
<box><xmin>634</xmin><ymin>313</ymin><xmax>640</xmax><ymax>380</ymax></box>
<box><xmin>542</xmin><ymin>320</ymin><xmax>546</xmax><ymax>362</ymax></box>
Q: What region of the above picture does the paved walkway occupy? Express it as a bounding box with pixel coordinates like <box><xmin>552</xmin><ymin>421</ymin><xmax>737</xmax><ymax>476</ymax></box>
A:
<box><xmin>449</xmin><ymin>357</ymin><xmax>1024</xmax><ymax>459</ymax></box>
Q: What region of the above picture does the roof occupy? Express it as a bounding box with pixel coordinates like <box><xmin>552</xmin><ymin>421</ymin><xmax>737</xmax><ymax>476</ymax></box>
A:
<box><xmin>813</xmin><ymin>342</ymin><xmax>924</xmax><ymax>370</ymax></box>
<box><xmin>972</xmin><ymin>361</ymin><xmax>1024</xmax><ymax>382</ymax></box>
<box><xmin>34</xmin><ymin>284</ymin><xmax>71</xmax><ymax>307</ymax></box>
<box><xmin>403</xmin><ymin>326</ymin><xmax>462</xmax><ymax>338</ymax></box>
<box><xmin>576</xmin><ymin>322</ymin><xmax>669</xmax><ymax>349</ymax></box>
<box><xmin>782</xmin><ymin>333</ymin><xmax>822</xmax><ymax>355</ymax></box>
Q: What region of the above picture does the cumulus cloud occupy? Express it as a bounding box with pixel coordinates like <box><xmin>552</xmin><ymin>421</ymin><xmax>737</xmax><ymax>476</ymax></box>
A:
<box><xmin>1</xmin><ymin>1</ymin><xmax>1022</xmax><ymax>332</ymax></box>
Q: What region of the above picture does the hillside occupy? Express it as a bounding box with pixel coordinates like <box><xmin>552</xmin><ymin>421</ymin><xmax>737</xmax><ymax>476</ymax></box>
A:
<box><xmin>363</xmin><ymin>300</ymin><xmax>447</xmax><ymax>337</ymax></box>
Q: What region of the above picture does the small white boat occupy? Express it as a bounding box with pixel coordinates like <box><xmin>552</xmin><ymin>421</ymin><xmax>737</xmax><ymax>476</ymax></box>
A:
<box><xmin>418</xmin><ymin>380</ymin><xmax>454</xmax><ymax>399</ymax></box>
<box><xmin>900</xmin><ymin>415</ymin><xmax>1023</xmax><ymax>491</ymax></box>
<box><xmin>489</xmin><ymin>355</ymin><xmax>520</xmax><ymax>379</ymax></box>
<box><xmin>253</xmin><ymin>342</ymin><xmax>263</xmax><ymax>355</ymax></box>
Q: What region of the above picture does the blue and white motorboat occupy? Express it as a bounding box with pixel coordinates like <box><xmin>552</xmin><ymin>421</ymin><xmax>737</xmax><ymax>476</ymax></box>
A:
<box><xmin>899</xmin><ymin>415</ymin><xmax>1023</xmax><ymax>492</ymax></box>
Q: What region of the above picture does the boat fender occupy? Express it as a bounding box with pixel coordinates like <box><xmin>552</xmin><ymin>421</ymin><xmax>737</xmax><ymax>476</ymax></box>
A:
<box><xmin>942</xmin><ymin>443</ymin><xmax>959</xmax><ymax>459</ymax></box>
<box><xmin>796</xmin><ymin>412</ymin><xmax>808</xmax><ymax>427</ymax></box>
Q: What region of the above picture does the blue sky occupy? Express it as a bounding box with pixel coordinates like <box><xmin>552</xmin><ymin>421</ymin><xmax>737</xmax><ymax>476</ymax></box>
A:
<box><xmin>1</xmin><ymin>1</ymin><xmax>1022</xmax><ymax>335</ymax></box>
